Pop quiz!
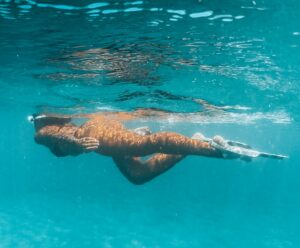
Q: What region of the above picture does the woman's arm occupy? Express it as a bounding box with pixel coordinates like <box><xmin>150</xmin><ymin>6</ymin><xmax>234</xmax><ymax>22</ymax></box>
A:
<box><xmin>34</xmin><ymin>125</ymin><xmax>99</xmax><ymax>157</ymax></box>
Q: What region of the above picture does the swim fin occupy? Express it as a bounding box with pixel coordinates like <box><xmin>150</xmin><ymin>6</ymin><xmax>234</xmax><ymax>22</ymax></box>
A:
<box><xmin>213</xmin><ymin>135</ymin><xmax>288</xmax><ymax>160</ymax></box>
<box><xmin>192</xmin><ymin>133</ymin><xmax>288</xmax><ymax>160</ymax></box>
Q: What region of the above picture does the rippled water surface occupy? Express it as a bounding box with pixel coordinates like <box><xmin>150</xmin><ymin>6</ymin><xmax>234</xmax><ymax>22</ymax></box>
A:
<box><xmin>0</xmin><ymin>0</ymin><xmax>300</xmax><ymax>247</ymax></box>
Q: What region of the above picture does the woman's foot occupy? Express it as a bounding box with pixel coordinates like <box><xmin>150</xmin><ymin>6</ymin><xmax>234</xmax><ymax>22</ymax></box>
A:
<box><xmin>212</xmin><ymin>135</ymin><xmax>227</xmax><ymax>147</ymax></box>
<box><xmin>192</xmin><ymin>132</ymin><xmax>212</xmax><ymax>142</ymax></box>
<box><xmin>133</xmin><ymin>126</ymin><xmax>152</xmax><ymax>136</ymax></box>
<box><xmin>191</xmin><ymin>132</ymin><xmax>205</xmax><ymax>140</ymax></box>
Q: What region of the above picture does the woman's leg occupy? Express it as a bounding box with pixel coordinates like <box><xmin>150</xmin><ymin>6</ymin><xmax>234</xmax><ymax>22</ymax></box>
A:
<box><xmin>79</xmin><ymin>118</ymin><xmax>222</xmax><ymax>158</ymax></box>
<box><xmin>112</xmin><ymin>154</ymin><xmax>185</xmax><ymax>185</ymax></box>
<box><xmin>108</xmin><ymin>132</ymin><xmax>223</xmax><ymax>158</ymax></box>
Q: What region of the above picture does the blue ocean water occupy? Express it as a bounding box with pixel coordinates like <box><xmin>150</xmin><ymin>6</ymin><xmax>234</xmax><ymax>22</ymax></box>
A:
<box><xmin>0</xmin><ymin>0</ymin><xmax>300</xmax><ymax>247</ymax></box>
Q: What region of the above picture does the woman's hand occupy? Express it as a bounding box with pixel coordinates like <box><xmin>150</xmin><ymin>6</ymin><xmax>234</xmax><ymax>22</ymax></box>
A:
<box><xmin>77</xmin><ymin>137</ymin><xmax>100</xmax><ymax>152</ymax></box>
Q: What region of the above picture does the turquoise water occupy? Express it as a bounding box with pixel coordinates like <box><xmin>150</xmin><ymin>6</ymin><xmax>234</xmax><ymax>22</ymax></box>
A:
<box><xmin>0</xmin><ymin>0</ymin><xmax>300</xmax><ymax>247</ymax></box>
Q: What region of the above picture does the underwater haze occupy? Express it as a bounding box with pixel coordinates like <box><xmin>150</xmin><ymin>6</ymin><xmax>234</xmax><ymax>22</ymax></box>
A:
<box><xmin>0</xmin><ymin>0</ymin><xmax>300</xmax><ymax>247</ymax></box>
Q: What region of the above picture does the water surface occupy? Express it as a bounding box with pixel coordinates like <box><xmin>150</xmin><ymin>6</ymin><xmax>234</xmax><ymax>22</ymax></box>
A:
<box><xmin>0</xmin><ymin>0</ymin><xmax>299</xmax><ymax>247</ymax></box>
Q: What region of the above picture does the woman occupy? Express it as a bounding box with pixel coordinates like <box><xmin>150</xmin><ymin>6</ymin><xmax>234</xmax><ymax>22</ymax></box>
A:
<box><xmin>31</xmin><ymin>110</ymin><xmax>225</xmax><ymax>185</ymax></box>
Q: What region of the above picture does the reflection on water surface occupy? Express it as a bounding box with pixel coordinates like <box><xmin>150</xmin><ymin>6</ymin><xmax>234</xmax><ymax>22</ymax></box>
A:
<box><xmin>0</xmin><ymin>0</ymin><xmax>299</xmax><ymax>121</ymax></box>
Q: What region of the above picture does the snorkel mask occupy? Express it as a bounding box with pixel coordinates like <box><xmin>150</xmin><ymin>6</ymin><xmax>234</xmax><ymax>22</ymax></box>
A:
<box><xmin>28</xmin><ymin>114</ymin><xmax>47</xmax><ymax>123</ymax></box>
<box><xmin>28</xmin><ymin>114</ymin><xmax>72</xmax><ymax>130</ymax></box>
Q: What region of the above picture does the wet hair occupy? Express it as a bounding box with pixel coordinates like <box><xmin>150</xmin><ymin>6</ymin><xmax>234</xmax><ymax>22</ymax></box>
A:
<box><xmin>30</xmin><ymin>114</ymin><xmax>72</xmax><ymax>129</ymax></box>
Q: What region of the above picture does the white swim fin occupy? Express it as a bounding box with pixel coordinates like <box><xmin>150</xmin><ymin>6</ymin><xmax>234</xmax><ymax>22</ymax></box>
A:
<box><xmin>192</xmin><ymin>133</ymin><xmax>288</xmax><ymax>160</ymax></box>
